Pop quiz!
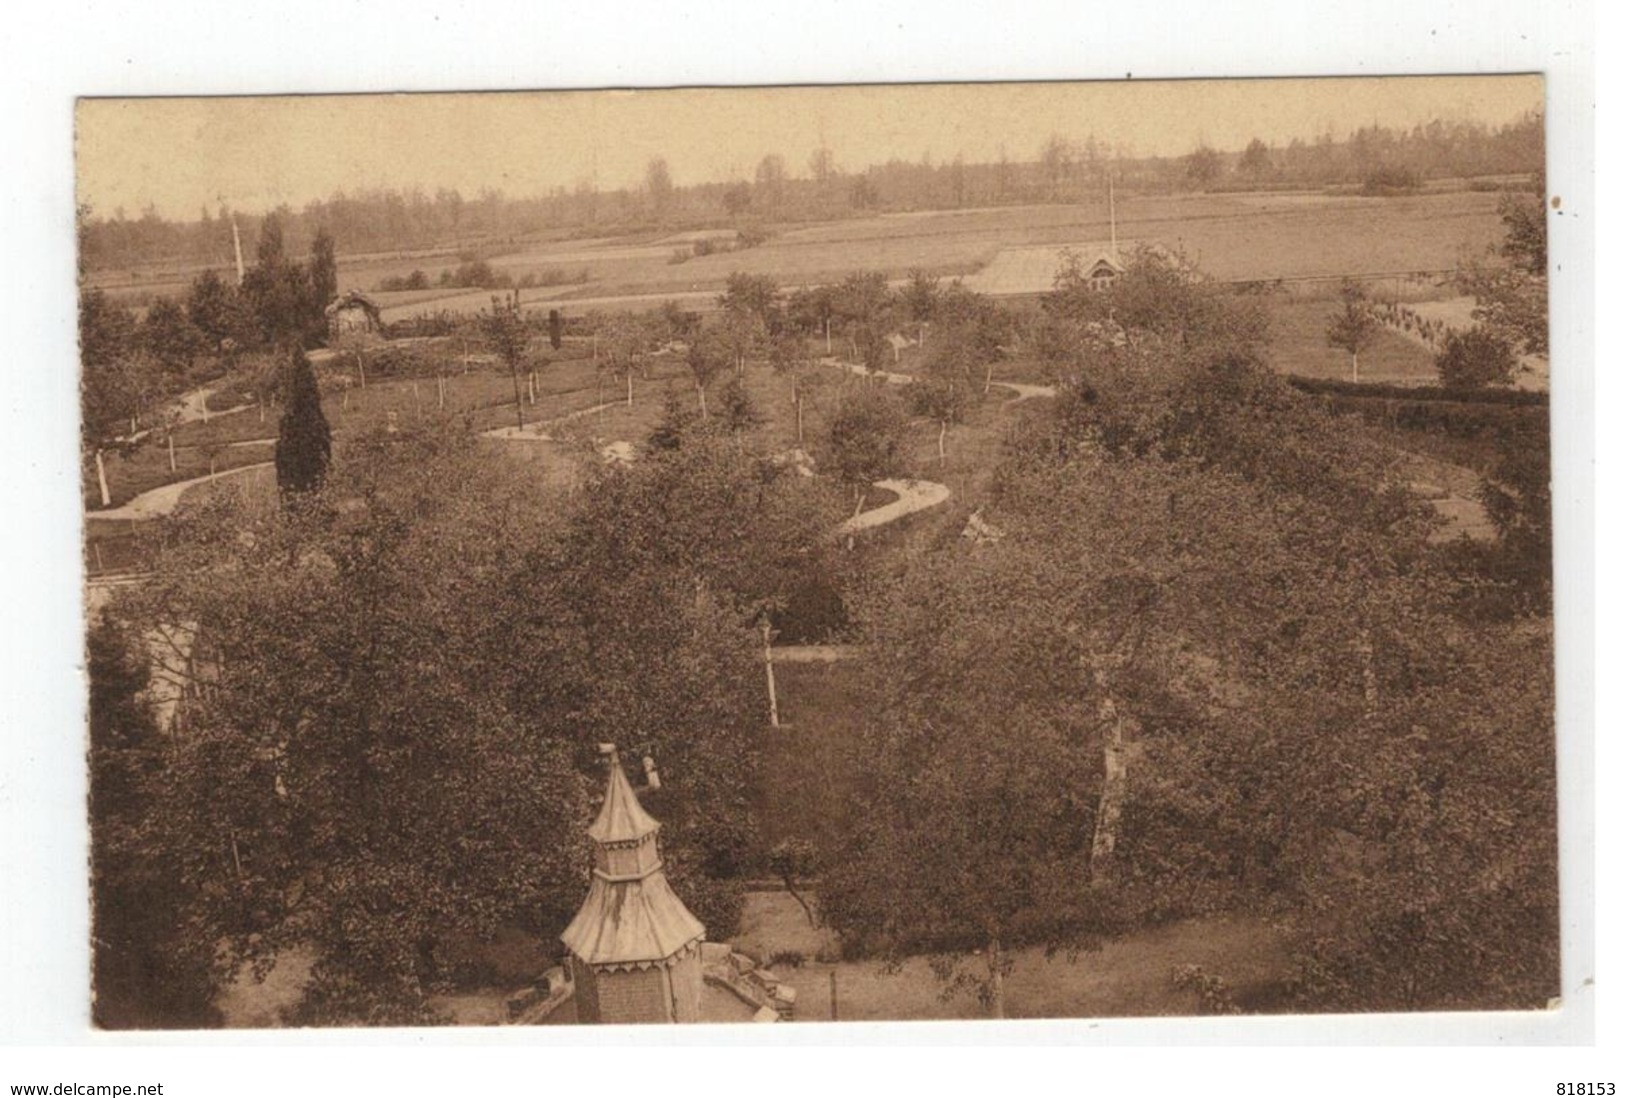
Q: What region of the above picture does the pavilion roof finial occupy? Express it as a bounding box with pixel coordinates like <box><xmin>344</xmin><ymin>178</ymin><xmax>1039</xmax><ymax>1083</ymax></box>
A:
<box><xmin>586</xmin><ymin>742</ymin><xmax>660</xmax><ymax>845</ymax></box>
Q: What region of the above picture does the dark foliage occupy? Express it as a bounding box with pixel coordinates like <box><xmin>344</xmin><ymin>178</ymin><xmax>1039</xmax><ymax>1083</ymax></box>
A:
<box><xmin>88</xmin><ymin>618</ymin><xmax>218</xmax><ymax>1028</ymax></box>
<box><xmin>274</xmin><ymin>349</ymin><xmax>332</xmax><ymax>498</ymax></box>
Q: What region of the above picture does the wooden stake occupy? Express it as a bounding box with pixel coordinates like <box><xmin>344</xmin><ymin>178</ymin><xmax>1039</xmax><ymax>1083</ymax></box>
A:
<box><xmin>763</xmin><ymin>618</ymin><xmax>780</xmax><ymax>728</ymax></box>
<box><xmin>95</xmin><ymin>449</ymin><xmax>110</xmax><ymax>508</ymax></box>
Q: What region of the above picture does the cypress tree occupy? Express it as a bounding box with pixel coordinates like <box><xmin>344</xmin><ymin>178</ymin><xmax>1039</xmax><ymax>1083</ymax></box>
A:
<box><xmin>275</xmin><ymin>348</ymin><xmax>331</xmax><ymax>499</ymax></box>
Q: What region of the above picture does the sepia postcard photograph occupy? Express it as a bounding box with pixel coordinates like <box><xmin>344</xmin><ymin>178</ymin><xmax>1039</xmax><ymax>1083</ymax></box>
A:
<box><xmin>66</xmin><ymin>72</ymin><xmax>1574</xmax><ymax>1036</ymax></box>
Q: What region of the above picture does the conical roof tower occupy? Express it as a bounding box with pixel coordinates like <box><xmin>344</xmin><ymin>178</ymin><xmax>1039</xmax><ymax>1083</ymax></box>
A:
<box><xmin>560</xmin><ymin>745</ymin><xmax>707</xmax><ymax>1023</ymax></box>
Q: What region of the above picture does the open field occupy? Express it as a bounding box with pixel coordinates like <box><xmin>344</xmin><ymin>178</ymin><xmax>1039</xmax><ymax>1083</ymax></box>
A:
<box><xmin>94</xmin><ymin>189</ymin><xmax>1508</xmax><ymax>319</ymax></box>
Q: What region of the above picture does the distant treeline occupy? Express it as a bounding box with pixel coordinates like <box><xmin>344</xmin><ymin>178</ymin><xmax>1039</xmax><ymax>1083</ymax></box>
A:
<box><xmin>80</xmin><ymin>112</ymin><xmax>1542</xmax><ymax>272</ymax></box>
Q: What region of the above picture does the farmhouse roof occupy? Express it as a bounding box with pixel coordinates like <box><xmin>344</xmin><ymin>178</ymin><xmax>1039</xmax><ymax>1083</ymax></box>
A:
<box><xmin>1081</xmin><ymin>249</ymin><xmax>1126</xmax><ymax>274</ymax></box>
<box><xmin>324</xmin><ymin>290</ymin><xmax>383</xmax><ymax>319</ymax></box>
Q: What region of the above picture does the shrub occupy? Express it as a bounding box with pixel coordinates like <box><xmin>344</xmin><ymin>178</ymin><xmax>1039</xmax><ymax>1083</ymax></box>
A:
<box><xmin>1362</xmin><ymin>165</ymin><xmax>1423</xmax><ymax>195</ymax></box>
<box><xmin>1435</xmin><ymin>327</ymin><xmax>1518</xmax><ymax>389</ymax></box>
<box><xmin>1285</xmin><ymin>375</ymin><xmax>1545</xmax><ymax>407</ymax></box>
<box><xmin>378</xmin><ymin>270</ymin><xmax>430</xmax><ymax>292</ymax></box>
<box><xmin>1170</xmin><ymin>964</ymin><xmax>1241</xmax><ymax>1015</ymax></box>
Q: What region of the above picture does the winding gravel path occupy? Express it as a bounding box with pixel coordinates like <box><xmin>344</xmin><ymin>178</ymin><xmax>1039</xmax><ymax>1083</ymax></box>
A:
<box><xmin>87</xmin><ymin>462</ymin><xmax>274</xmax><ymax>522</ymax></box>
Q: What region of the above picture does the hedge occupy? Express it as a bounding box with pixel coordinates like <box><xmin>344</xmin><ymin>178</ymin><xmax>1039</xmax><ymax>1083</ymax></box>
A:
<box><xmin>1287</xmin><ymin>375</ymin><xmax>1547</xmax><ymax>407</ymax></box>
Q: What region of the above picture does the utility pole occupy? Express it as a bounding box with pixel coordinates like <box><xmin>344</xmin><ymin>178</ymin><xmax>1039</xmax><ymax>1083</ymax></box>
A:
<box><xmin>1108</xmin><ymin>174</ymin><xmax>1119</xmax><ymax>261</ymax></box>
<box><xmin>231</xmin><ymin>217</ymin><xmax>246</xmax><ymax>285</ymax></box>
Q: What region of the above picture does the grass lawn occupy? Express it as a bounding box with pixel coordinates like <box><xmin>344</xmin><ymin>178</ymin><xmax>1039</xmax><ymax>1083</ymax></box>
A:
<box><xmin>1265</xmin><ymin>296</ymin><xmax>1439</xmax><ymax>383</ymax></box>
<box><xmin>732</xmin><ymin>890</ymin><xmax>1292</xmax><ymax>1022</ymax></box>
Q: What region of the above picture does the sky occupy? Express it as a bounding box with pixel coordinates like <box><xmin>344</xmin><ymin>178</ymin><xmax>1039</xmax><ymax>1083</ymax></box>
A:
<box><xmin>76</xmin><ymin>75</ymin><xmax>1543</xmax><ymax>221</ymax></box>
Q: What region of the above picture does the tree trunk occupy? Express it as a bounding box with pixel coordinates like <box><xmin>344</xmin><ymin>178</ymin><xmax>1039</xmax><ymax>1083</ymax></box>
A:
<box><xmin>937</xmin><ymin>419</ymin><xmax>947</xmax><ymax>461</ymax></box>
<box><xmin>626</xmin><ymin>372</ymin><xmax>633</xmax><ymax>406</ymax></box>
<box><xmin>1350</xmin><ymin>350</ymin><xmax>1360</xmax><ymax>383</ymax></box>
<box><xmin>824</xmin><ymin>319</ymin><xmax>831</xmax><ymax>355</ymax></box>
<box><xmin>511</xmin><ymin>366</ymin><xmax>524</xmax><ymax>432</ymax></box>
<box><xmin>782</xmin><ymin>876</ymin><xmax>817</xmax><ymax>927</ymax></box>
<box><xmin>438</xmin><ymin>375</ymin><xmax>446</xmax><ymax>411</ymax></box>
<box><xmin>167</xmin><ymin>434</ymin><xmax>176</xmax><ymax>473</ymax></box>
<box><xmin>795</xmin><ymin>392</ymin><xmax>804</xmax><ymax>445</ymax></box>
<box><xmin>1090</xmin><ymin>696</ymin><xmax>1128</xmax><ymax>885</ymax></box>
<box><xmin>1356</xmin><ymin>627</ymin><xmax>1378</xmax><ymax>710</ymax></box>
<box><xmin>697</xmin><ymin>381</ymin><xmax>709</xmax><ymax>418</ymax></box>
<box><xmin>763</xmin><ymin>618</ymin><xmax>780</xmax><ymax>728</ymax></box>
<box><xmin>355</xmin><ymin>348</ymin><xmax>366</xmax><ymax>389</ymax></box>
<box><xmin>987</xmin><ymin>937</ymin><xmax>1006</xmax><ymax>1019</ymax></box>
<box><xmin>95</xmin><ymin>449</ymin><xmax>110</xmax><ymax>508</ymax></box>
<box><xmin>985</xmin><ymin>361</ymin><xmax>994</xmax><ymax>395</ymax></box>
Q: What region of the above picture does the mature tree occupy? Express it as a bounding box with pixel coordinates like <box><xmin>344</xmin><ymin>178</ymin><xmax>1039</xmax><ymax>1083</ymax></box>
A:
<box><xmin>1471</xmin><ymin>422</ymin><xmax>1553</xmax><ymax>616</ymax></box>
<box><xmin>80</xmin><ymin>287</ymin><xmax>140</xmax><ymax>444</ymax></box>
<box><xmin>1039</xmin><ymin>134</ymin><xmax>1075</xmax><ymax>200</ymax></box>
<box><xmin>685</xmin><ymin>325</ymin><xmax>730</xmax><ymax>417</ymax></box>
<box><xmin>482</xmin><ymin>292</ymin><xmax>532</xmax><ymax>431</ymax></box>
<box><xmin>824</xmin><ymin>350</ymin><xmax>1554</xmax><ymax>1013</ymax></box>
<box><xmin>1461</xmin><ymin>175</ymin><xmax>1548</xmax><ymax>355</ymax></box>
<box><xmin>1184</xmin><ymin>146</ymin><xmax>1223</xmax><ymax>188</ymax></box>
<box><xmin>598</xmin><ymin>311</ymin><xmax>649</xmax><ymax>406</ymax></box>
<box><xmin>1325</xmin><ymin>280</ymin><xmax>1381</xmax><ymax>382</ymax></box>
<box><xmin>899</xmin><ymin>268</ymin><xmax>940</xmax><ymax>330</ymax></box>
<box><xmin>832</xmin><ymin>270</ymin><xmax>895</xmax><ymax>368</ymax></box>
<box><xmin>932</xmin><ymin>282</ymin><xmax>1011</xmax><ymax>393</ymax></box>
<box><xmin>848</xmin><ymin>174</ymin><xmax>880</xmax><ymax>211</ymax></box>
<box><xmin>768</xmin><ymin>329</ymin><xmax>817</xmax><ymax>443</ymax></box>
<box><xmin>718</xmin><ymin>272</ymin><xmax>783</xmax><ymax>335</ymax></box>
<box><xmin>786</xmin><ymin>284</ymin><xmax>838</xmax><ymax>354</ymax></box>
<box><xmin>754</xmin><ymin>154</ymin><xmax>787</xmax><ymax>211</ymax></box>
<box><xmin>241</xmin><ymin>214</ymin><xmax>316</xmax><ymax>348</ymax></box>
<box><xmin>274</xmin><ymin>348</ymin><xmax>332</xmax><ymax>498</ymax></box>
<box><xmin>308</xmin><ymin>228</ymin><xmax>339</xmax><ymax>342</ymax></box>
<box><xmin>79</xmin><ymin>286</ymin><xmax>152</xmax><ymax>506</ymax></box>
<box><xmin>718</xmin><ymin>376</ymin><xmax>761</xmax><ymax>437</ymax></box>
<box><xmin>645</xmin><ymin>157</ymin><xmax>675</xmax><ymax>220</ymax></box>
<box><xmin>186</xmin><ymin>268</ymin><xmax>254</xmax><ymax>353</ymax></box>
<box><xmin>88</xmin><ymin>616</ymin><xmax>217</xmax><ymax>1028</ymax></box>
<box><xmin>720</xmin><ymin>182</ymin><xmax>752</xmax><ymax>218</ymax></box>
<box><xmin>820</xmin><ymin>381</ymin><xmax>910</xmax><ymax>515</ymax></box>
<box><xmin>123</xmin><ymin>430</ymin><xmax>593</xmax><ymax>1023</ymax></box>
<box><xmin>140</xmin><ymin>297</ymin><xmax>208</xmax><ymax>380</ymax></box>
<box><xmin>909</xmin><ymin>377</ymin><xmax>970</xmax><ymax>461</ymax></box>
<box><xmin>1435</xmin><ymin>327</ymin><xmax>1517</xmax><ymax>389</ymax></box>
<box><xmin>808</xmin><ymin>145</ymin><xmax>837</xmax><ymax>194</ymax></box>
<box><xmin>1238</xmin><ymin>137</ymin><xmax>1272</xmax><ymax>177</ymax></box>
<box><xmin>1117</xmin><ymin>248</ymin><xmax>1268</xmax><ymax>354</ymax></box>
